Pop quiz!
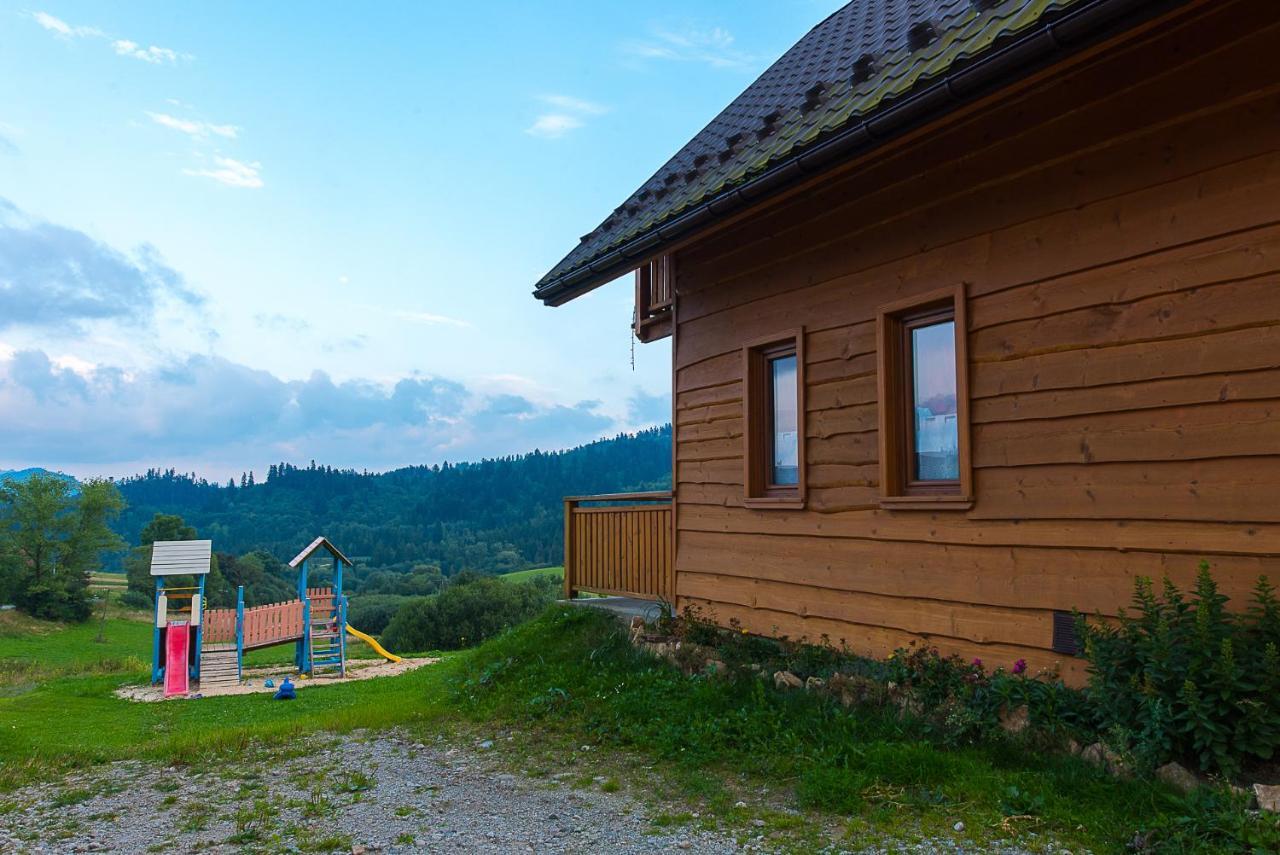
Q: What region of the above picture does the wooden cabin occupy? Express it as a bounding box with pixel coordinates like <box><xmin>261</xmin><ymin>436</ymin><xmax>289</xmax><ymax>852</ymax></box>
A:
<box><xmin>533</xmin><ymin>0</ymin><xmax>1280</xmax><ymax>682</ymax></box>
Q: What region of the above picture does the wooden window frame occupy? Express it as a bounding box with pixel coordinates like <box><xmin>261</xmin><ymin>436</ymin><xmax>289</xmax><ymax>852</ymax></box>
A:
<box><xmin>634</xmin><ymin>255</ymin><xmax>674</xmax><ymax>342</ymax></box>
<box><xmin>743</xmin><ymin>329</ymin><xmax>805</xmax><ymax>509</ymax></box>
<box><xmin>876</xmin><ymin>284</ymin><xmax>972</xmax><ymax>510</ymax></box>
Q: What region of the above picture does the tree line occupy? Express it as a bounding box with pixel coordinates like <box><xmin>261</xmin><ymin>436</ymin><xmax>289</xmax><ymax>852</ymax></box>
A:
<box><xmin>111</xmin><ymin>426</ymin><xmax>671</xmax><ymax>576</ymax></box>
<box><xmin>1</xmin><ymin>426</ymin><xmax>672</xmax><ymax>621</ymax></box>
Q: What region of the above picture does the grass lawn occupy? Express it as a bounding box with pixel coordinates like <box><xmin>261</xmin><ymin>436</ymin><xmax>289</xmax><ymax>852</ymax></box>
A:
<box><xmin>0</xmin><ymin>608</ymin><xmax>456</xmax><ymax>785</ymax></box>
<box><xmin>498</xmin><ymin>565</ymin><xmax>562</xmax><ymax>584</ymax></box>
<box><xmin>0</xmin><ymin>610</ymin><xmax>150</xmax><ymax>683</ymax></box>
<box><xmin>1</xmin><ymin>606</ymin><xmax>1272</xmax><ymax>852</ymax></box>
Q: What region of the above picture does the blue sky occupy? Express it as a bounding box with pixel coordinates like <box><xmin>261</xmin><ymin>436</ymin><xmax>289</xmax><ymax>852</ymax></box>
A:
<box><xmin>0</xmin><ymin>1</ymin><xmax>840</xmax><ymax>480</ymax></box>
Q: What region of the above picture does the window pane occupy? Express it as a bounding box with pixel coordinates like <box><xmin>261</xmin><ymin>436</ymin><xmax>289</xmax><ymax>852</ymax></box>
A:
<box><xmin>770</xmin><ymin>354</ymin><xmax>799</xmax><ymax>486</ymax></box>
<box><xmin>911</xmin><ymin>320</ymin><xmax>959</xmax><ymax>481</ymax></box>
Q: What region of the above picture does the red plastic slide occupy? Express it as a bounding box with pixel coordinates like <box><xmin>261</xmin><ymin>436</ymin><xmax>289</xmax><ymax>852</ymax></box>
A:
<box><xmin>164</xmin><ymin>620</ymin><xmax>190</xmax><ymax>698</ymax></box>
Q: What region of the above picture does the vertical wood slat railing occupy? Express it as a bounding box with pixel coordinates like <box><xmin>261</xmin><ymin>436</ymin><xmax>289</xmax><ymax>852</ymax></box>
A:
<box><xmin>563</xmin><ymin>491</ymin><xmax>673</xmax><ymax>601</ymax></box>
<box><xmin>205</xmin><ymin>588</ymin><xmax>336</xmax><ymax>649</ymax></box>
<box><xmin>204</xmin><ymin>607</ymin><xmax>236</xmax><ymax>643</ymax></box>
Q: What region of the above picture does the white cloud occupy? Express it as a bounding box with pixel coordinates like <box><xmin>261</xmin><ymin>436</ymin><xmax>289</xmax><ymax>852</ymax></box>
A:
<box><xmin>525</xmin><ymin>113</ymin><xmax>583</xmax><ymax>139</ymax></box>
<box><xmin>50</xmin><ymin>353</ymin><xmax>96</xmax><ymax>377</ymax></box>
<box><xmin>112</xmin><ymin>39</ymin><xmax>184</xmax><ymax>64</ymax></box>
<box><xmin>31</xmin><ymin>11</ymin><xmax>100</xmax><ymax>38</ymax></box>
<box><xmin>147</xmin><ymin>112</ymin><xmax>238</xmax><ymax>139</ymax></box>
<box><xmin>0</xmin><ymin>195</ymin><xmax>203</xmax><ymax>331</ymax></box>
<box><xmin>623</xmin><ymin>25</ymin><xmax>755</xmax><ymax>70</ymax></box>
<box><xmin>524</xmin><ymin>93</ymin><xmax>608</xmax><ymax>140</ymax></box>
<box><xmin>28</xmin><ymin>12</ymin><xmax>189</xmax><ymax>64</ymax></box>
<box><xmin>183</xmin><ymin>156</ymin><xmax>263</xmax><ymax>189</ymax></box>
<box><xmin>0</xmin><ymin>349</ymin><xmax>617</xmax><ymax>477</ymax></box>
<box><xmin>392</xmin><ymin>310</ymin><xmax>471</xmax><ymax>329</ymax></box>
<box><xmin>538</xmin><ymin>94</ymin><xmax>607</xmax><ymax>115</ymax></box>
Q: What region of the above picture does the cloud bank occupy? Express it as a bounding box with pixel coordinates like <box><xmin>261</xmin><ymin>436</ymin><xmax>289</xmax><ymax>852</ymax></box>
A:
<box><xmin>0</xmin><ymin>348</ymin><xmax>622</xmax><ymax>478</ymax></box>
<box><xmin>0</xmin><ymin>196</ymin><xmax>202</xmax><ymax>330</ymax></box>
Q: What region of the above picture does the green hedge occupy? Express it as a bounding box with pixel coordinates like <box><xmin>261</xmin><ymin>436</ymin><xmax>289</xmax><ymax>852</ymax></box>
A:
<box><xmin>381</xmin><ymin>574</ymin><xmax>555</xmax><ymax>652</ymax></box>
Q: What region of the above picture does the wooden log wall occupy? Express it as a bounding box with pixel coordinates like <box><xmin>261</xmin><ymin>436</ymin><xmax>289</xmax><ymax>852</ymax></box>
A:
<box><xmin>668</xmin><ymin>0</ymin><xmax>1280</xmax><ymax>681</ymax></box>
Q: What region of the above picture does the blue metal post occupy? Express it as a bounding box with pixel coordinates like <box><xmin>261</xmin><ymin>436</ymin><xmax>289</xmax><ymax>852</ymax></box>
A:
<box><xmin>235</xmin><ymin>585</ymin><xmax>245</xmax><ymax>681</ymax></box>
<box><xmin>334</xmin><ymin>557</ymin><xmax>346</xmax><ymax>675</ymax></box>
<box><xmin>151</xmin><ymin>577</ymin><xmax>163</xmax><ymax>685</ymax></box>
<box><xmin>297</xmin><ymin>558</ymin><xmax>310</xmax><ymax>674</ymax></box>
<box><xmin>193</xmin><ymin>573</ymin><xmax>206</xmax><ymax>680</ymax></box>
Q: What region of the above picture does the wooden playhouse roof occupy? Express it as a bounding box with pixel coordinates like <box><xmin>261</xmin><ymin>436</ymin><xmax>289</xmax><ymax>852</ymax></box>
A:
<box><xmin>149</xmin><ymin>540</ymin><xmax>213</xmax><ymax>576</ymax></box>
<box><xmin>288</xmin><ymin>536</ymin><xmax>353</xmax><ymax>568</ymax></box>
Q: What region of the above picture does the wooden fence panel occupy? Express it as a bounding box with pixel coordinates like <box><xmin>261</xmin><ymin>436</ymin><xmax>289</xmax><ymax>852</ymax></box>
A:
<box><xmin>563</xmin><ymin>493</ymin><xmax>673</xmax><ymax>601</ymax></box>
<box><xmin>204</xmin><ymin>608</ymin><xmax>236</xmax><ymax>643</ymax></box>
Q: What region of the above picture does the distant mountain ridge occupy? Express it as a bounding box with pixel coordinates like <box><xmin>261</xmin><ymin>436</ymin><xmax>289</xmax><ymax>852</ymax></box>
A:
<box><xmin>107</xmin><ymin>425</ymin><xmax>672</xmax><ymax>576</ymax></box>
<box><xmin>0</xmin><ymin>467</ymin><xmax>78</xmax><ymax>485</ymax></box>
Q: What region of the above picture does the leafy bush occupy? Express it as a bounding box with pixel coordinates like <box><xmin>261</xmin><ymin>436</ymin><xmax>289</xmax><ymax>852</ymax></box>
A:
<box><xmin>1081</xmin><ymin>563</ymin><xmax>1280</xmax><ymax>776</ymax></box>
<box><xmin>380</xmin><ymin>574</ymin><xmax>556</xmax><ymax>652</ymax></box>
<box><xmin>355</xmin><ymin>565</ymin><xmax>443</xmax><ymax>597</ymax></box>
<box><xmin>118</xmin><ymin>589</ymin><xmax>152</xmax><ymax>611</ymax></box>
<box><xmin>14</xmin><ymin>583</ymin><xmax>92</xmax><ymax>623</ymax></box>
<box><xmin>347</xmin><ymin>594</ymin><xmax>418</xmax><ymax>636</ymax></box>
<box><xmin>674</xmin><ymin>608</ymin><xmax>1087</xmax><ymax>746</ymax></box>
<box><xmin>452</xmin><ymin>606</ymin><xmax>1280</xmax><ymax>852</ymax></box>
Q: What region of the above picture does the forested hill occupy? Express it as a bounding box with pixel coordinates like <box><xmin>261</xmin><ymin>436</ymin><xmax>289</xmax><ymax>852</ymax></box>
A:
<box><xmin>111</xmin><ymin>425</ymin><xmax>671</xmax><ymax>575</ymax></box>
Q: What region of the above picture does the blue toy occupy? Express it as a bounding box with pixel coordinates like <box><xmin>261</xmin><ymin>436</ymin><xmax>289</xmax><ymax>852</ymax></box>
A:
<box><xmin>273</xmin><ymin>677</ymin><xmax>296</xmax><ymax>701</ymax></box>
<box><xmin>264</xmin><ymin>678</ymin><xmax>275</xmax><ymax>688</ymax></box>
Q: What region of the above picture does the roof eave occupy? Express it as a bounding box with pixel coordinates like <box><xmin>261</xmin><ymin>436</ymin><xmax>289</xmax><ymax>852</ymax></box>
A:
<box><xmin>533</xmin><ymin>0</ymin><xmax>1185</xmax><ymax>307</ymax></box>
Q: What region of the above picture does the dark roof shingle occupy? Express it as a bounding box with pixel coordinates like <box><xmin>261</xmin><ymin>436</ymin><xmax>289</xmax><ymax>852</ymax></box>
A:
<box><xmin>534</xmin><ymin>0</ymin><xmax>1127</xmax><ymax>303</ymax></box>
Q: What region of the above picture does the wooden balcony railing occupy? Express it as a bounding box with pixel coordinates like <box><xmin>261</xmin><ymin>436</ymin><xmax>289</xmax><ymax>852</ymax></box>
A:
<box><xmin>563</xmin><ymin>491</ymin><xmax>673</xmax><ymax>601</ymax></box>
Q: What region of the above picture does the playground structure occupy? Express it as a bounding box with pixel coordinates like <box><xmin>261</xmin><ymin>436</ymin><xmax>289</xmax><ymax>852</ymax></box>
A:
<box><xmin>150</xmin><ymin>536</ymin><xmax>399</xmax><ymax>697</ymax></box>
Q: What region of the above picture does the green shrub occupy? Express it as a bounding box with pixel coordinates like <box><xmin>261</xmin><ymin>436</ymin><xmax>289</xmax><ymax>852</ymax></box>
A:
<box><xmin>14</xmin><ymin>582</ymin><xmax>92</xmax><ymax>623</ymax></box>
<box><xmin>678</xmin><ymin>608</ymin><xmax>1087</xmax><ymax>746</ymax></box>
<box><xmin>1080</xmin><ymin>563</ymin><xmax>1280</xmax><ymax>776</ymax></box>
<box><xmin>380</xmin><ymin>574</ymin><xmax>556</xmax><ymax>652</ymax></box>
<box><xmin>118</xmin><ymin>590</ymin><xmax>152</xmax><ymax>611</ymax></box>
<box><xmin>346</xmin><ymin>594</ymin><xmax>418</xmax><ymax>636</ymax></box>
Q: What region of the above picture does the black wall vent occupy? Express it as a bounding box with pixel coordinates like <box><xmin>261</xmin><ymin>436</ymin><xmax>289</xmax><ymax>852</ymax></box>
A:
<box><xmin>1052</xmin><ymin>611</ymin><xmax>1080</xmax><ymax>656</ymax></box>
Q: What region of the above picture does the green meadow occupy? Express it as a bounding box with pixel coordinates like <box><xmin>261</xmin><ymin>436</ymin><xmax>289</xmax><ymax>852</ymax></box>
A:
<box><xmin>0</xmin><ymin>605</ymin><xmax>1273</xmax><ymax>852</ymax></box>
<box><xmin>497</xmin><ymin>565</ymin><xmax>563</xmax><ymax>584</ymax></box>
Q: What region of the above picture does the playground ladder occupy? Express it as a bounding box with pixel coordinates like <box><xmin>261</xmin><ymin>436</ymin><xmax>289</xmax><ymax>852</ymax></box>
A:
<box><xmin>307</xmin><ymin>602</ymin><xmax>346</xmax><ymax>677</ymax></box>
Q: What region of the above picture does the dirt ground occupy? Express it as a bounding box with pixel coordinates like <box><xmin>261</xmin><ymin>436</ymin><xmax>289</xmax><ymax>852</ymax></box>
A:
<box><xmin>115</xmin><ymin>655</ymin><xmax>440</xmax><ymax>702</ymax></box>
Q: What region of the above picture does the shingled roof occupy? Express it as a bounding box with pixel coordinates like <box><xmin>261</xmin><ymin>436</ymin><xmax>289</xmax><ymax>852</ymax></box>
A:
<box><xmin>534</xmin><ymin>0</ymin><xmax>1173</xmax><ymax>305</ymax></box>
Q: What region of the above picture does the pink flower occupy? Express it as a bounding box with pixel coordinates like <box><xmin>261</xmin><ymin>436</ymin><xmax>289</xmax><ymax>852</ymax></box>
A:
<box><xmin>1012</xmin><ymin>659</ymin><xmax>1028</xmax><ymax>676</ymax></box>
<box><xmin>971</xmin><ymin>658</ymin><xmax>982</xmax><ymax>669</ymax></box>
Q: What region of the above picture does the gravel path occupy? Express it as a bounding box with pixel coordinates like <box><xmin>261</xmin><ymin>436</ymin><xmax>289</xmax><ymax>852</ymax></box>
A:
<box><xmin>0</xmin><ymin>730</ymin><xmax>1050</xmax><ymax>854</ymax></box>
<box><xmin>0</xmin><ymin>731</ymin><xmax>746</xmax><ymax>854</ymax></box>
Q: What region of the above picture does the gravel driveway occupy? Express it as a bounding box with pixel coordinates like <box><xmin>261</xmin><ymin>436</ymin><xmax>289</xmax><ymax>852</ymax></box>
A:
<box><xmin>0</xmin><ymin>730</ymin><xmax>748</xmax><ymax>854</ymax></box>
<box><xmin>0</xmin><ymin>729</ymin><xmax>1053</xmax><ymax>854</ymax></box>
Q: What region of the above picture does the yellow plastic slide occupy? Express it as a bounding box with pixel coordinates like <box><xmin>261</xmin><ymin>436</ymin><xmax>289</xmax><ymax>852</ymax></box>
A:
<box><xmin>345</xmin><ymin>624</ymin><xmax>402</xmax><ymax>663</ymax></box>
